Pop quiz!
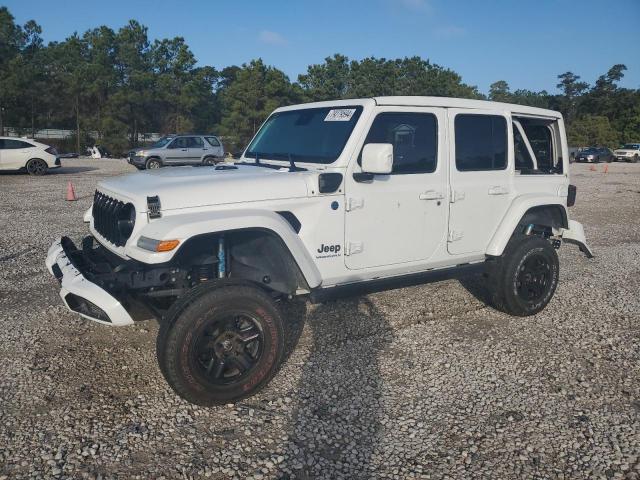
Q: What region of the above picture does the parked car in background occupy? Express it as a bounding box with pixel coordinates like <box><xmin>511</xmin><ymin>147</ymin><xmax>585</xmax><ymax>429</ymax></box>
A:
<box><xmin>0</xmin><ymin>137</ymin><xmax>60</xmax><ymax>175</ymax></box>
<box><xmin>127</xmin><ymin>135</ymin><xmax>175</xmax><ymax>162</ymax></box>
<box><xmin>128</xmin><ymin>134</ymin><xmax>224</xmax><ymax>170</ymax></box>
<box><xmin>575</xmin><ymin>147</ymin><xmax>614</xmax><ymax>163</ymax></box>
<box><xmin>613</xmin><ymin>143</ymin><xmax>640</xmax><ymax>162</ymax></box>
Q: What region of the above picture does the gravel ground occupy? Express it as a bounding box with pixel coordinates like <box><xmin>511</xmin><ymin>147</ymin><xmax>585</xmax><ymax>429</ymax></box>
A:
<box><xmin>0</xmin><ymin>158</ymin><xmax>639</xmax><ymax>480</ymax></box>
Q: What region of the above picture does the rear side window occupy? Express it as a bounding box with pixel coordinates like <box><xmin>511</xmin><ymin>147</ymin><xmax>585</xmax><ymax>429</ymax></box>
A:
<box><xmin>205</xmin><ymin>136</ymin><xmax>221</xmax><ymax>147</ymax></box>
<box><xmin>187</xmin><ymin>137</ymin><xmax>204</xmax><ymax>148</ymax></box>
<box><xmin>455</xmin><ymin>115</ymin><xmax>507</xmax><ymax>171</ymax></box>
<box><xmin>360</xmin><ymin>112</ymin><xmax>438</xmax><ymax>174</ymax></box>
<box><xmin>0</xmin><ymin>139</ymin><xmax>33</xmax><ymax>149</ymax></box>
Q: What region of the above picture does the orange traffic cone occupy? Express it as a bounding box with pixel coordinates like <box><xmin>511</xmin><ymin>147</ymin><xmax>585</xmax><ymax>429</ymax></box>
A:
<box><xmin>66</xmin><ymin>181</ymin><xmax>77</xmax><ymax>201</ymax></box>
<box><xmin>589</xmin><ymin>165</ymin><xmax>596</xmax><ymax>171</ymax></box>
<box><xmin>603</xmin><ymin>164</ymin><xmax>609</xmax><ymax>174</ymax></box>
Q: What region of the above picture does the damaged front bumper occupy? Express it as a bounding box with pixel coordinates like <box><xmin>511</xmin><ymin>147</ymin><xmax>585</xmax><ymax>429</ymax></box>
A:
<box><xmin>45</xmin><ymin>237</ymin><xmax>136</xmax><ymax>326</ymax></box>
<box><xmin>562</xmin><ymin>220</ymin><xmax>594</xmax><ymax>258</ymax></box>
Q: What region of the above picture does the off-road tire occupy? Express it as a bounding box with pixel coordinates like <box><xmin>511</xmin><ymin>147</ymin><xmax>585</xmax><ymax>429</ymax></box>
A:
<box><xmin>146</xmin><ymin>157</ymin><xmax>162</xmax><ymax>169</ymax></box>
<box><xmin>488</xmin><ymin>235</ymin><xmax>559</xmax><ymax>317</ymax></box>
<box><xmin>156</xmin><ymin>283</ymin><xmax>285</xmax><ymax>406</ymax></box>
<box><xmin>26</xmin><ymin>158</ymin><xmax>48</xmax><ymax>175</ymax></box>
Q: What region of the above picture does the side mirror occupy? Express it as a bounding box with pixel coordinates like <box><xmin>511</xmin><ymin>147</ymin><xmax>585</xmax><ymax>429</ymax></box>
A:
<box><xmin>361</xmin><ymin>143</ymin><xmax>393</xmax><ymax>175</ymax></box>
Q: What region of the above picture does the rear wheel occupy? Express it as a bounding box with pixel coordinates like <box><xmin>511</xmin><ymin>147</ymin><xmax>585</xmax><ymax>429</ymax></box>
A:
<box><xmin>156</xmin><ymin>283</ymin><xmax>285</xmax><ymax>406</ymax></box>
<box><xmin>26</xmin><ymin>158</ymin><xmax>48</xmax><ymax>175</ymax></box>
<box><xmin>203</xmin><ymin>156</ymin><xmax>219</xmax><ymax>166</ymax></box>
<box><xmin>146</xmin><ymin>158</ymin><xmax>162</xmax><ymax>169</ymax></box>
<box><xmin>488</xmin><ymin>235</ymin><xmax>559</xmax><ymax>317</ymax></box>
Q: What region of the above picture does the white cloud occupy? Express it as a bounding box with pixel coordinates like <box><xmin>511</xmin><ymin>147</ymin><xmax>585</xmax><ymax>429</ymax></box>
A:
<box><xmin>433</xmin><ymin>25</ymin><xmax>467</xmax><ymax>39</ymax></box>
<box><xmin>258</xmin><ymin>30</ymin><xmax>287</xmax><ymax>46</ymax></box>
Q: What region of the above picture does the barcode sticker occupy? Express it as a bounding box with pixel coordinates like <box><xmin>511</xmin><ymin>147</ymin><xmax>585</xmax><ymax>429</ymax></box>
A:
<box><xmin>324</xmin><ymin>108</ymin><xmax>356</xmax><ymax>122</ymax></box>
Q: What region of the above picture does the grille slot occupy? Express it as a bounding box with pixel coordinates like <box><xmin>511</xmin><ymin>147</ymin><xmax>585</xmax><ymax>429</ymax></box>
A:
<box><xmin>92</xmin><ymin>191</ymin><xmax>130</xmax><ymax>247</ymax></box>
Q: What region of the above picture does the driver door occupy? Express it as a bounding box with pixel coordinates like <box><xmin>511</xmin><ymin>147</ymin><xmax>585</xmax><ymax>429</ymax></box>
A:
<box><xmin>344</xmin><ymin>107</ymin><xmax>448</xmax><ymax>270</ymax></box>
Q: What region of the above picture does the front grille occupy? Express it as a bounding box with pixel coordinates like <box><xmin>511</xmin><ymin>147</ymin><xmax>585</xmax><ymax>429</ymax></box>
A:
<box><xmin>93</xmin><ymin>191</ymin><xmax>129</xmax><ymax>247</ymax></box>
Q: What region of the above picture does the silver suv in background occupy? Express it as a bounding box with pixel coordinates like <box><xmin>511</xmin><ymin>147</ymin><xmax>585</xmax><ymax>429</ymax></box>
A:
<box><xmin>129</xmin><ymin>135</ymin><xmax>225</xmax><ymax>170</ymax></box>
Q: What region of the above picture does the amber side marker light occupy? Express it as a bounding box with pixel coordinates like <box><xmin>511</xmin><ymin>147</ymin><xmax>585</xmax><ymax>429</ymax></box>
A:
<box><xmin>137</xmin><ymin>236</ymin><xmax>180</xmax><ymax>252</ymax></box>
<box><xmin>156</xmin><ymin>239</ymin><xmax>180</xmax><ymax>252</ymax></box>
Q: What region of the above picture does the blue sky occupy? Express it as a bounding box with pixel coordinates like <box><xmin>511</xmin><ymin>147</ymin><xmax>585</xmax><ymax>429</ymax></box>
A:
<box><xmin>4</xmin><ymin>0</ymin><xmax>639</xmax><ymax>94</ymax></box>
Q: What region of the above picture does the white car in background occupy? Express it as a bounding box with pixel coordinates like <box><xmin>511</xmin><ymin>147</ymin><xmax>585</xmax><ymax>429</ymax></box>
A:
<box><xmin>0</xmin><ymin>137</ymin><xmax>60</xmax><ymax>175</ymax></box>
<box><xmin>613</xmin><ymin>143</ymin><xmax>640</xmax><ymax>163</ymax></box>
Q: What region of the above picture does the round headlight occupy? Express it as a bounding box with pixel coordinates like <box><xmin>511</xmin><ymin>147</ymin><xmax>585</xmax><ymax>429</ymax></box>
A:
<box><xmin>117</xmin><ymin>203</ymin><xmax>136</xmax><ymax>239</ymax></box>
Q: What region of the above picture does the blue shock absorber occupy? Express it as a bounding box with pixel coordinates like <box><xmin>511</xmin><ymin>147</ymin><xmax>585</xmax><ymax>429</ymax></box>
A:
<box><xmin>218</xmin><ymin>236</ymin><xmax>225</xmax><ymax>278</ymax></box>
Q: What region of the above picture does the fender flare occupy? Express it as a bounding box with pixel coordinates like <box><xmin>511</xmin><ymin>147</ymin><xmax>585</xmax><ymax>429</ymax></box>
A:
<box><xmin>486</xmin><ymin>195</ymin><xmax>568</xmax><ymax>257</ymax></box>
<box><xmin>124</xmin><ymin>209</ymin><xmax>322</xmax><ymax>289</ymax></box>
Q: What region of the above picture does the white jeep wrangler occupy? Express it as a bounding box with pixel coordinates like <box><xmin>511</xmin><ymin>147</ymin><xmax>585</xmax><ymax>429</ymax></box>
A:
<box><xmin>46</xmin><ymin>97</ymin><xmax>592</xmax><ymax>406</ymax></box>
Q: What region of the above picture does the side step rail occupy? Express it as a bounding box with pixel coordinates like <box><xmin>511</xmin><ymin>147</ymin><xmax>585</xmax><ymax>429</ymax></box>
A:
<box><xmin>309</xmin><ymin>262</ymin><xmax>487</xmax><ymax>304</ymax></box>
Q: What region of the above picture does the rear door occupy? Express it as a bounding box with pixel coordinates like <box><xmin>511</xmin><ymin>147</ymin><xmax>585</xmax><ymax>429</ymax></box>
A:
<box><xmin>447</xmin><ymin>109</ymin><xmax>513</xmax><ymax>255</ymax></box>
<box><xmin>344</xmin><ymin>107</ymin><xmax>448</xmax><ymax>269</ymax></box>
<box><xmin>165</xmin><ymin>137</ymin><xmax>190</xmax><ymax>164</ymax></box>
<box><xmin>186</xmin><ymin>136</ymin><xmax>206</xmax><ymax>164</ymax></box>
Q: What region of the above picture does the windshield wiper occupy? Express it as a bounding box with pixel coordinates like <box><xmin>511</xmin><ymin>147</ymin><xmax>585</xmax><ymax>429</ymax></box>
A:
<box><xmin>287</xmin><ymin>153</ymin><xmax>306</xmax><ymax>172</ymax></box>
<box><xmin>240</xmin><ymin>152</ymin><xmax>307</xmax><ymax>172</ymax></box>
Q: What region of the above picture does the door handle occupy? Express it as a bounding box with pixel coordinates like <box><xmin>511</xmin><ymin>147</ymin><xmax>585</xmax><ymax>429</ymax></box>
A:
<box><xmin>419</xmin><ymin>190</ymin><xmax>444</xmax><ymax>200</ymax></box>
<box><xmin>181</xmin><ymin>149</ymin><xmax>187</xmax><ymax>151</ymax></box>
<box><xmin>488</xmin><ymin>186</ymin><xmax>509</xmax><ymax>195</ymax></box>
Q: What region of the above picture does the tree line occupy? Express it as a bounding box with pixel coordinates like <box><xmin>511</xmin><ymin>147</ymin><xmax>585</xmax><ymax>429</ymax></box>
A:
<box><xmin>1</xmin><ymin>7</ymin><xmax>638</xmax><ymax>155</ymax></box>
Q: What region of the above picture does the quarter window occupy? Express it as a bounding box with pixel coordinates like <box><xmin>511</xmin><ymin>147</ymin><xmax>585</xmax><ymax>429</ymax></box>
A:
<box><xmin>523</xmin><ymin>124</ymin><xmax>553</xmax><ymax>170</ymax></box>
<box><xmin>455</xmin><ymin>115</ymin><xmax>507</xmax><ymax>171</ymax></box>
<box><xmin>361</xmin><ymin>112</ymin><xmax>438</xmax><ymax>174</ymax></box>
<box><xmin>205</xmin><ymin>136</ymin><xmax>221</xmax><ymax>147</ymax></box>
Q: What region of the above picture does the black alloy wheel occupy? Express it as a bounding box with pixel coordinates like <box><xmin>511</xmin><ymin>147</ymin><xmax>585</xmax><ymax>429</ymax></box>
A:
<box><xmin>26</xmin><ymin>158</ymin><xmax>48</xmax><ymax>175</ymax></box>
<box><xmin>515</xmin><ymin>253</ymin><xmax>552</xmax><ymax>303</ymax></box>
<box><xmin>192</xmin><ymin>313</ymin><xmax>264</xmax><ymax>385</ymax></box>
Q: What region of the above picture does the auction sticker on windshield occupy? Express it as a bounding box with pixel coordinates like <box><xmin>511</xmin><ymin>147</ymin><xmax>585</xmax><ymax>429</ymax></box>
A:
<box><xmin>325</xmin><ymin>109</ymin><xmax>357</xmax><ymax>121</ymax></box>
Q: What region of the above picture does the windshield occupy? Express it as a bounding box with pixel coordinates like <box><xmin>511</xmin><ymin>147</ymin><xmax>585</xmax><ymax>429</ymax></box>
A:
<box><xmin>245</xmin><ymin>106</ymin><xmax>363</xmax><ymax>164</ymax></box>
<box><xmin>621</xmin><ymin>144</ymin><xmax>640</xmax><ymax>150</ymax></box>
<box><xmin>151</xmin><ymin>136</ymin><xmax>173</xmax><ymax>149</ymax></box>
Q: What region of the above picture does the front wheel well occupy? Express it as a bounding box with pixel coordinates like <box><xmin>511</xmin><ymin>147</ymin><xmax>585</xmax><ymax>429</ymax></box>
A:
<box><xmin>172</xmin><ymin>229</ymin><xmax>309</xmax><ymax>296</ymax></box>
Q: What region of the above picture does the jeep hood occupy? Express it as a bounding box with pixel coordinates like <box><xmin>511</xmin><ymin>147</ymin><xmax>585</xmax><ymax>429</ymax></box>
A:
<box><xmin>97</xmin><ymin>164</ymin><xmax>311</xmax><ymax>212</ymax></box>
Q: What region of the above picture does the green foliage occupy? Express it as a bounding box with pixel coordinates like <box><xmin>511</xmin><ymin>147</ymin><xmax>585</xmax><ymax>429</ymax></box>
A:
<box><xmin>0</xmin><ymin>6</ymin><xmax>638</xmax><ymax>154</ymax></box>
<box><xmin>567</xmin><ymin>115</ymin><xmax>619</xmax><ymax>147</ymax></box>
<box><xmin>217</xmin><ymin>59</ymin><xmax>300</xmax><ymax>153</ymax></box>
<box><xmin>299</xmin><ymin>55</ymin><xmax>482</xmax><ymax>101</ymax></box>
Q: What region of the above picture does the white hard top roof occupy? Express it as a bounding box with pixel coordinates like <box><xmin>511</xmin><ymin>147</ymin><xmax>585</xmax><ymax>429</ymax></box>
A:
<box><xmin>276</xmin><ymin>96</ymin><xmax>562</xmax><ymax>119</ymax></box>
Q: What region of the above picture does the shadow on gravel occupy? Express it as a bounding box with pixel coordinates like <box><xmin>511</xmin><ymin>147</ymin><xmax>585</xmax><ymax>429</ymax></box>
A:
<box><xmin>279</xmin><ymin>298</ymin><xmax>391</xmax><ymax>479</ymax></box>
<box><xmin>459</xmin><ymin>274</ymin><xmax>494</xmax><ymax>306</ymax></box>
<box><xmin>0</xmin><ymin>166</ymin><xmax>99</xmax><ymax>176</ymax></box>
<box><xmin>49</xmin><ymin>166</ymin><xmax>100</xmax><ymax>174</ymax></box>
